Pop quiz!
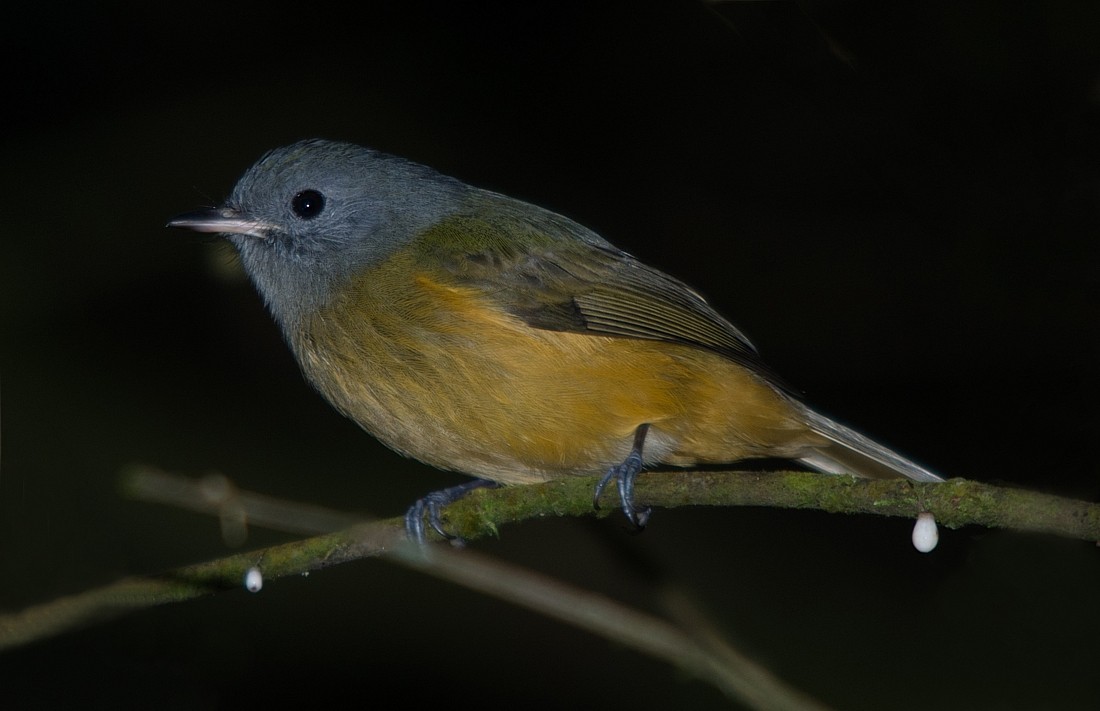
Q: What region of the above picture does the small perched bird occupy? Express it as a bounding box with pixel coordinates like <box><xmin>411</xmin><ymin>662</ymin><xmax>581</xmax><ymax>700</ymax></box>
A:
<box><xmin>169</xmin><ymin>139</ymin><xmax>942</xmax><ymax>541</ymax></box>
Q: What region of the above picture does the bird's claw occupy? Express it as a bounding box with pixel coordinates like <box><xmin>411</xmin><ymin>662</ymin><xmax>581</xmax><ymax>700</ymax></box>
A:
<box><xmin>404</xmin><ymin>479</ymin><xmax>499</xmax><ymax>544</ymax></box>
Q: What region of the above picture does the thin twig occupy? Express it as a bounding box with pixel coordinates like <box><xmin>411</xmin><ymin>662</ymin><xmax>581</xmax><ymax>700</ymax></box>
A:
<box><xmin>3</xmin><ymin>466</ymin><xmax>857</xmax><ymax>710</ymax></box>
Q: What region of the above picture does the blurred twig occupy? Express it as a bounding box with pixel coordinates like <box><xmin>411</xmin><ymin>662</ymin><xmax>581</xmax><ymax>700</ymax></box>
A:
<box><xmin>3</xmin><ymin>465</ymin><xmax>850</xmax><ymax>710</ymax></box>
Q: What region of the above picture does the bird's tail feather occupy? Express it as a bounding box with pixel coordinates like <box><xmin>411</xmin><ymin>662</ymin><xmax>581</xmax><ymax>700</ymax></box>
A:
<box><xmin>796</xmin><ymin>406</ymin><xmax>943</xmax><ymax>483</ymax></box>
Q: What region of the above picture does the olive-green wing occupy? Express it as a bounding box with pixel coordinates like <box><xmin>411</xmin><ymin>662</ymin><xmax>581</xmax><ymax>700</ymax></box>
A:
<box><xmin>420</xmin><ymin>206</ymin><xmax>788</xmax><ymax>386</ymax></box>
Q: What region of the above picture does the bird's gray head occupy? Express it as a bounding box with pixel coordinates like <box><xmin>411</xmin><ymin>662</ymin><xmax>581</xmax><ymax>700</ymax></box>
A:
<box><xmin>169</xmin><ymin>139</ymin><xmax>467</xmax><ymax>329</ymax></box>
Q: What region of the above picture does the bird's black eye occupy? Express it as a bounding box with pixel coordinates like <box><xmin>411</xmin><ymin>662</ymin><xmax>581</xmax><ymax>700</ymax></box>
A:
<box><xmin>291</xmin><ymin>189</ymin><xmax>325</xmax><ymax>219</ymax></box>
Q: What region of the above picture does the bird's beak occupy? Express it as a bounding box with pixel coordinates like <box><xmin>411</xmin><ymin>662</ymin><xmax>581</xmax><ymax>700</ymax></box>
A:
<box><xmin>166</xmin><ymin>208</ymin><xmax>272</xmax><ymax>238</ymax></box>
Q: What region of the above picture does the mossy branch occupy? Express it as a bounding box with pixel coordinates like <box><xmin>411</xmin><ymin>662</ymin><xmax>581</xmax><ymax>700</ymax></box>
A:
<box><xmin>2</xmin><ymin>469</ymin><xmax>1096</xmax><ymax>658</ymax></box>
<box><xmin>447</xmin><ymin>470</ymin><xmax>1100</xmax><ymax>543</ymax></box>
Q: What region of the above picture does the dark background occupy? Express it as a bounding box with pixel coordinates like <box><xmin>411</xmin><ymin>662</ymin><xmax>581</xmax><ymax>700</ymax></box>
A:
<box><xmin>3</xmin><ymin>1</ymin><xmax>1099</xmax><ymax>708</ymax></box>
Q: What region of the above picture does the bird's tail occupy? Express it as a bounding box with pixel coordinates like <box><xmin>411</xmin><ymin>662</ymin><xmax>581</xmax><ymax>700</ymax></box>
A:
<box><xmin>795</xmin><ymin>406</ymin><xmax>943</xmax><ymax>483</ymax></box>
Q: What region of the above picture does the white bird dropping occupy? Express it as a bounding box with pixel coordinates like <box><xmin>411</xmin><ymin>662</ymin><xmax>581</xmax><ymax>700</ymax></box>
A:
<box><xmin>244</xmin><ymin>566</ymin><xmax>263</xmax><ymax>593</ymax></box>
<box><xmin>911</xmin><ymin>512</ymin><xmax>939</xmax><ymax>553</ymax></box>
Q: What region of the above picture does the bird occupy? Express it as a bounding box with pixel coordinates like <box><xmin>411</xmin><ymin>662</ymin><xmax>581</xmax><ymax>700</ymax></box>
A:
<box><xmin>169</xmin><ymin>139</ymin><xmax>943</xmax><ymax>541</ymax></box>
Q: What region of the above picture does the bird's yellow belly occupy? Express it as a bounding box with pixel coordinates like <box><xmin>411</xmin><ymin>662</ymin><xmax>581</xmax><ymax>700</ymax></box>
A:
<box><xmin>292</xmin><ymin>270</ymin><xmax>814</xmax><ymax>484</ymax></box>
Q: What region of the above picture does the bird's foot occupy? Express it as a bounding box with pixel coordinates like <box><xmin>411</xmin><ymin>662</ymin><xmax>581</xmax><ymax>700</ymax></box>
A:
<box><xmin>593</xmin><ymin>424</ymin><xmax>651</xmax><ymax>530</ymax></box>
<box><xmin>405</xmin><ymin>479</ymin><xmax>500</xmax><ymax>544</ymax></box>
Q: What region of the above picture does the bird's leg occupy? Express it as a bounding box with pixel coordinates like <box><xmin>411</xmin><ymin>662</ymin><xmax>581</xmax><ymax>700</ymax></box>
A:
<box><xmin>593</xmin><ymin>423</ymin><xmax>652</xmax><ymax>529</ymax></box>
<box><xmin>405</xmin><ymin>479</ymin><xmax>500</xmax><ymax>544</ymax></box>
